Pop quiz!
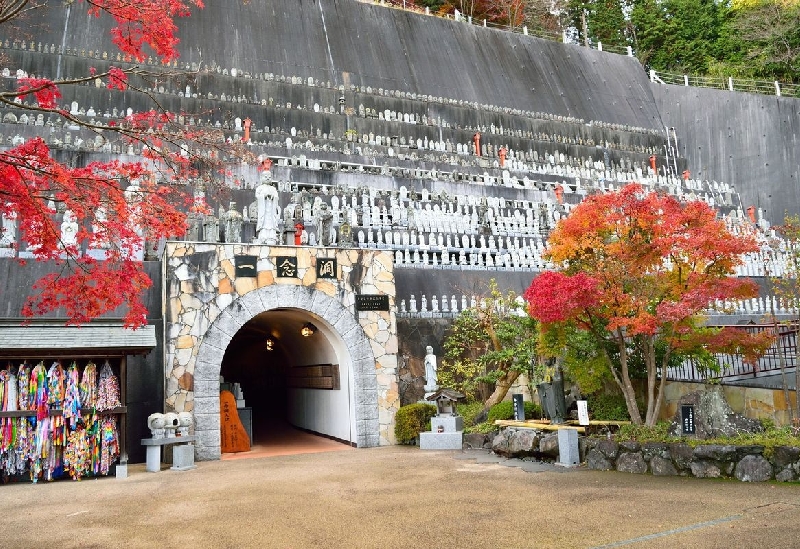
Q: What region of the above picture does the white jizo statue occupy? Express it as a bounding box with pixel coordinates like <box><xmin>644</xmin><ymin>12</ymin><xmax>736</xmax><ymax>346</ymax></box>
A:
<box><xmin>0</xmin><ymin>209</ymin><xmax>16</xmax><ymax>248</ymax></box>
<box><xmin>91</xmin><ymin>206</ymin><xmax>110</xmax><ymax>249</ymax></box>
<box><xmin>255</xmin><ymin>170</ymin><xmax>280</xmax><ymax>244</ymax></box>
<box><xmin>423</xmin><ymin>346</ymin><xmax>438</xmax><ymax>393</ymax></box>
<box><xmin>60</xmin><ymin>210</ymin><xmax>79</xmax><ymax>249</ymax></box>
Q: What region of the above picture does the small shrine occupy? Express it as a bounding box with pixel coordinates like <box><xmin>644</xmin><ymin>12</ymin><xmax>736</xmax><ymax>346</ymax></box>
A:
<box><xmin>419</xmin><ymin>388</ymin><xmax>465</xmax><ymax>450</ymax></box>
<box><xmin>427</xmin><ymin>388</ymin><xmax>463</xmax><ymax>416</ymax></box>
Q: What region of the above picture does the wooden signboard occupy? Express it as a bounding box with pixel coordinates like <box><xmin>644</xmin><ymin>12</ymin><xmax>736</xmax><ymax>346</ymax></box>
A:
<box><xmin>220</xmin><ymin>390</ymin><xmax>250</xmax><ymax>453</ymax></box>
<box><xmin>287</xmin><ymin>364</ymin><xmax>340</xmax><ymax>390</ymax></box>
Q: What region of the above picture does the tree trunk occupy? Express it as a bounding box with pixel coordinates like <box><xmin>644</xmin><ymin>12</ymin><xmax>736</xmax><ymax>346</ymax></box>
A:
<box><xmin>481</xmin><ymin>370</ymin><xmax>522</xmax><ymax>415</ymax></box>
<box><xmin>643</xmin><ymin>336</ymin><xmax>655</xmax><ymax>425</ymax></box>
<box><xmin>603</xmin><ymin>339</ymin><xmax>642</xmax><ymax>425</ymax></box>
<box><xmin>649</xmin><ymin>349</ymin><xmax>671</xmax><ymax>427</ymax></box>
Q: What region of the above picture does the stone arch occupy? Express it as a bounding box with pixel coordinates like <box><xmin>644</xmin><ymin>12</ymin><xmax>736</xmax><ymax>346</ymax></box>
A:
<box><xmin>192</xmin><ymin>284</ymin><xmax>379</xmax><ymax>460</ymax></box>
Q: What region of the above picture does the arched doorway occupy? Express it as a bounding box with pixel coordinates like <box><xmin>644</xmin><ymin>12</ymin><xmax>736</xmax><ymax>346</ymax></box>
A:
<box><xmin>220</xmin><ymin>308</ymin><xmax>354</xmax><ymax>447</ymax></box>
<box><xmin>192</xmin><ymin>284</ymin><xmax>381</xmax><ymax>460</ymax></box>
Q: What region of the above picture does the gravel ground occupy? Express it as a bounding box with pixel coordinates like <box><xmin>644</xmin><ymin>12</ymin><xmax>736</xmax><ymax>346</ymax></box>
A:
<box><xmin>2</xmin><ymin>447</ymin><xmax>799</xmax><ymax>549</ymax></box>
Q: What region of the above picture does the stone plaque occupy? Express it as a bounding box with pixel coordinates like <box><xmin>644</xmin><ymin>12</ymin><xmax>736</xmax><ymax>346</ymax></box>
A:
<box><xmin>316</xmin><ymin>258</ymin><xmax>337</xmax><ymax>279</ymax></box>
<box><xmin>276</xmin><ymin>256</ymin><xmax>298</xmax><ymax>278</ymax></box>
<box><xmin>355</xmin><ymin>294</ymin><xmax>389</xmax><ymax>311</ymax></box>
<box><xmin>235</xmin><ymin>255</ymin><xmax>257</xmax><ymax>277</ymax></box>
<box><xmin>681</xmin><ymin>404</ymin><xmax>695</xmax><ymax>435</ymax></box>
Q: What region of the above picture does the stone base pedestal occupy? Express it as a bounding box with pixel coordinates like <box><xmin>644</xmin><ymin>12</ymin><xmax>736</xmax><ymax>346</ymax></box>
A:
<box><xmin>419</xmin><ymin>431</ymin><xmax>463</xmax><ymax>450</ymax></box>
<box><xmin>115</xmin><ymin>462</ymin><xmax>128</xmax><ymax>479</ymax></box>
<box><xmin>171</xmin><ymin>444</ymin><xmax>197</xmax><ymax>471</ymax></box>
<box><xmin>431</xmin><ymin>416</ymin><xmax>463</xmax><ymax>432</ymax></box>
<box><xmin>557</xmin><ymin>428</ymin><xmax>579</xmax><ymax>467</ymax></box>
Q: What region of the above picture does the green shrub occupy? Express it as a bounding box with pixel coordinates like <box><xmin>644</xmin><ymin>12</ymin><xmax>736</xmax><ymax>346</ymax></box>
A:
<box><xmin>587</xmin><ymin>393</ymin><xmax>632</xmax><ymax>421</ymax></box>
<box><xmin>457</xmin><ymin>402</ymin><xmax>485</xmax><ymax>427</ymax></box>
<box><xmin>394</xmin><ymin>403</ymin><xmax>437</xmax><ymax>444</ymax></box>
<box><xmin>486</xmin><ymin>400</ymin><xmax>542</xmax><ymax>423</ymax></box>
<box><xmin>437</xmin><ymin>359</ymin><xmax>484</xmax><ymax>402</ymax></box>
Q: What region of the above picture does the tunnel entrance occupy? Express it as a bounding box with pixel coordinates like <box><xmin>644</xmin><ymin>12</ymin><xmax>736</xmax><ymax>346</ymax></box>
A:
<box><xmin>219</xmin><ymin>308</ymin><xmax>355</xmax><ymax>455</ymax></box>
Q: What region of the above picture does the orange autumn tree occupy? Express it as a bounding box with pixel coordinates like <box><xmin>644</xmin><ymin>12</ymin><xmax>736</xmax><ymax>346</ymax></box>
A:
<box><xmin>0</xmin><ymin>0</ymin><xmax>219</xmax><ymax>327</ymax></box>
<box><xmin>524</xmin><ymin>184</ymin><xmax>774</xmax><ymax>425</ymax></box>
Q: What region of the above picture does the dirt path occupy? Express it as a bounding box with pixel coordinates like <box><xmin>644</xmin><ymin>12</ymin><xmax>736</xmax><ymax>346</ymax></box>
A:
<box><xmin>2</xmin><ymin>447</ymin><xmax>799</xmax><ymax>548</ymax></box>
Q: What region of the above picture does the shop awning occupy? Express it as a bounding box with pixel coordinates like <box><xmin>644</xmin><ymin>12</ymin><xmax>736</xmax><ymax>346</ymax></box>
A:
<box><xmin>0</xmin><ymin>324</ymin><xmax>157</xmax><ymax>357</ymax></box>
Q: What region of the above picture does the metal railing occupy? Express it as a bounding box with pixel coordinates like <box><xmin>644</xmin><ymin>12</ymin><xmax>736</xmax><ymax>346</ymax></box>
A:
<box><xmin>669</xmin><ymin>322</ymin><xmax>799</xmax><ymax>382</ymax></box>
<box><xmin>650</xmin><ymin>70</ymin><xmax>800</xmax><ymax>98</ymax></box>
<box><xmin>361</xmin><ymin>0</ymin><xmax>800</xmax><ymax>100</ymax></box>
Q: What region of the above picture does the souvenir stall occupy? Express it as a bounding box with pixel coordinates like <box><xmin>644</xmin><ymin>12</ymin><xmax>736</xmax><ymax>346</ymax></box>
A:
<box><xmin>0</xmin><ymin>324</ymin><xmax>156</xmax><ymax>483</ymax></box>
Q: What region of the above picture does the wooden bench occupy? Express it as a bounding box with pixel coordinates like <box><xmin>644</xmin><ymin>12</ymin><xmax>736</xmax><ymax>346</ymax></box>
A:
<box><xmin>141</xmin><ymin>435</ymin><xmax>197</xmax><ymax>472</ymax></box>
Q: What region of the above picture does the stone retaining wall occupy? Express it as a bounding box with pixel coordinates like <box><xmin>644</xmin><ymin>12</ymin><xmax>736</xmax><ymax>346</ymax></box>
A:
<box><xmin>492</xmin><ymin>427</ymin><xmax>800</xmax><ymax>482</ymax></box>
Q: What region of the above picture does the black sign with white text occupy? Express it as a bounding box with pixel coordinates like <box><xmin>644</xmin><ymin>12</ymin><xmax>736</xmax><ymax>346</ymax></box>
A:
<box><xmin>355</xmin><ymin>294</ymin><xmax>389</xmax><ymax>311</ymax></box>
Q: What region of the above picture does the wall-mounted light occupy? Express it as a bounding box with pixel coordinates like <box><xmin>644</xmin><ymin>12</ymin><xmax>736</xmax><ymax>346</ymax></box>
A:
<box><xmin>265</xmin><ymin>337</ymin><xmax>275</xmax><ymax>351</ymax></box>
<box><xmin>300</xmin><ymin>322</ymin><xmax>317</xmax><ymax>337</ymax></box>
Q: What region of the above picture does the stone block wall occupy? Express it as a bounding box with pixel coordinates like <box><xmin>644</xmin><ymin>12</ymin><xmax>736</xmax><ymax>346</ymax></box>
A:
<box><xmin>494</xmin><ymin>427</ymin><xmax>800</xmax><ymax>482</ymax></box>
<box><xmin>584</xmin><ymin>439</ymin><xmax>800</xmax><ymax>482</ymax></box>
<box><xmin>662</xmin><ymin>382</ymin><xmax>798</xmax><ymax>426</ymax></box>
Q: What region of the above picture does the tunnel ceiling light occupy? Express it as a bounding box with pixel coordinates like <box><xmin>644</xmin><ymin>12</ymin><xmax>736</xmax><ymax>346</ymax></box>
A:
<box><xmin>300</xmin><ymin>322</ymin><xmax>317</xmax><ymax>337</ymax></box>
<box><xmin>265</xmin><ymin>337</ymin><xmax>275</xmax><ymax>351</ymax></box>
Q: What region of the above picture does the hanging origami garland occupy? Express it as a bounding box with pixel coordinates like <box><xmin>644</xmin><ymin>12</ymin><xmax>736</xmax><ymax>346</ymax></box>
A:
<box><xmin>80</xmin><ymin>361</ymin><xmax>98</xmax><ymax>409</ymax></box>
<box><xmin>96</xmin><ymin>361</ymin><xmax>121</xmax><ymax>411</ymax></box>
<box><xmin>17</xmin><ymin>362</ymin><xmax>31</xmax><ymax>411</ymax></box>
<box><xmin>99</xmin><ymin>415</ymin><xmax>120</xmax><ymax>475</ymax></box>
<box><xmin>0</xmin><ymin>368</ymin><xmax>17</xmax><ymax>412</ymax></box>
<box><xmin>64</xmin><ymin>422</ymin><xmax>91</xmax><ymax>480</ymax></box>
<box><xmin>31</xmin><ymin>362</ymin><xmax>49</xmax><ymax>421</ymax></box>
<box><xmin>62</xmin><ymin>363</ymin><xmax>82</xmax><ymax>429</ymax></box>
<box><xmin>46</xmin><ymin>361</ymin><xmax>64</xmax><ymax>408</ymax></box>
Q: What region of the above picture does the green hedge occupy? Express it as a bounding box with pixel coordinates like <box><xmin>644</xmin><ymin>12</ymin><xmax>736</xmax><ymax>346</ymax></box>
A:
<box><xmin>394</xmin><ymin>403</ymin><xmax>437</xmax><ymax>444</ymax></box>
<box><xmin>587</xmin><ymin>393</ymin><xmax>631</xmax><ymax>421</ymax></box>
<box><xmin>486</xmin><ymin>400</ymin><xmax>542</xmax><ymax>423</ymax></box>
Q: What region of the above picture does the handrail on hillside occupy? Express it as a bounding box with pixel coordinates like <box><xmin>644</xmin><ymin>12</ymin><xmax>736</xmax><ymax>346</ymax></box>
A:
<box><xmin>360</xmin><ymin>0</ymin><xmax>799</xmax><ymax>100</ymax></box>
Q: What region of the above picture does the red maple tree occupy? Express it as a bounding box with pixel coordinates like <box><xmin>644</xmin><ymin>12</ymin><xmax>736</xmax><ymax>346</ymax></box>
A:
<box><xmin>524</xmin><ymin>184</ymin><xmax>774</xmax><ymax>425</ymax></box>
<box><xmin>0</xmin><ymin>0</ymin><xmax>224</xmax><ymax>327</ymax></box>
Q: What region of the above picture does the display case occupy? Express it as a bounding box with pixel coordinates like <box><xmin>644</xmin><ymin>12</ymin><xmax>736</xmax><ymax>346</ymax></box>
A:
<box><xmin>0</xmin><ymin>356</ymin><xmax>127</xmax><ymax>482</ymax></box>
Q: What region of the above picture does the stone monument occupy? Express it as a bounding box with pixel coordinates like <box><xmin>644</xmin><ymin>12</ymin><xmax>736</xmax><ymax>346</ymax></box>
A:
<box><xmin>254</xmin><ymin>168</ymin><xmax>280</xmax><ymax>244</ymax></box>
<box><xmin>423</xmin><ymin>345</ymin><xmax>438</xmax><ymax>395</ymax></box>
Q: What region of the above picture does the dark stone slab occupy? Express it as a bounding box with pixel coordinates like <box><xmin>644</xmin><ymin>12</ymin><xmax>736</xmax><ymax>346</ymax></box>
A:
<box><xmin>771</xmin><ymin>446</ymin><xmax>800</xmax><ymax>468</ymax></box>
<box><xmin>462</xmin><ymin>433</ymin><xmax>488</xmax><ymax>450</ymax></box>
<box><xmin>491</xmin><ymin>432</ymin><xmax>510</xmax><ymax>457</ymax></box>
<box><xmin>776</xmin><ymin>467</ymin><xmax>796</xmax><ymax>482</ymax></box>
<box><xmin>693</xmin><ymin>444</ymin><xmax>739</xmax><ymax>461</ymax></box>
<box><xmin>669</xmin><ymin>443</ymin><xmax>694</xmax><ymax>470</ymax></box>
<box><xmin>641</xmin><ymin>442</ymin><xmax>669</xmax><ymax>461</ymax></box>
<box><xmin>619</xmin><ymin>441</ymin><xmax>641</xmax><ymax>453</ymax></box>
<box><xmin>650</xmin><ymin>456</ymin><xmax>679</xmax><ymax>476</ymax></box>
<box><xmin>616</xmin><ymin>452</ymin><xmax>647</xmax><ymax>474</ymax></box>
<box><xmin>595</xmin><ymin>439</ymin><xmax>620</xmax><ymax>460</ymax></box>
<box><xmin>734</xmin><ymin>455</ymin><xmax>773</xmax><ymax>482</ymax></box>
<box><xmin>586</xmin><ymin>449</ymin><xmax>613</xmax><ymax>471</ymax></box>
<box><xmin>508</xmin><ymin>429</ymin><xmax>540</xmax><ymax>457</ymax></box>
<box><xmin>538</xmin><ymin>433</ymin><xmax>560</xmax><ymax>458</ymax></box>
<box><xmin>690</xmin><ymin>460</ymin><xmax>722</xmax><ymax>478</ymax></box>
